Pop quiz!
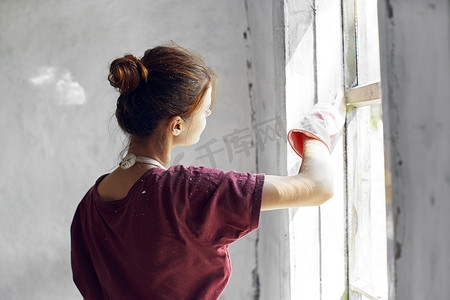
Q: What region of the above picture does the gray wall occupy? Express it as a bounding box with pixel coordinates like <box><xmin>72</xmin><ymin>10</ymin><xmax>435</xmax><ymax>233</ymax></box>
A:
<box><xmin>245</xmin><ymin>1</ymin><xmax>291</xmax><ymax>299</ymax></box>
<box><xmin>378</xmin><ymin>0</ymin><xmax>450</xmax><ymax>299</ymax></box>
<box><xmin>0</xmin><ymin>1</ymin><xmax>280</xmax><ymax>299</ymax></box>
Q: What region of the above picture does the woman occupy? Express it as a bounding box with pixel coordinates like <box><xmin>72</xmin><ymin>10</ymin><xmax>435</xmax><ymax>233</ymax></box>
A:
<box><xmin>71</xmin><ymin>43</ymin><xmax>341</xmax><ymax>299</ymax></box>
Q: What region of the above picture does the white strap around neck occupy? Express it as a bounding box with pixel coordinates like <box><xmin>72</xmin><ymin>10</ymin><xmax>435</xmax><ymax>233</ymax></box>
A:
<box><xmin>119</xmin><ymin>153</ymin><xmax>167</xmax><ymax>170</ymax></box>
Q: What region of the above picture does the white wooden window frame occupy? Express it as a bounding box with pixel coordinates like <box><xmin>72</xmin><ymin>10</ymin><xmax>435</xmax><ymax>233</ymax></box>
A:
<box><xmin>286</xmin><ymin>0</ymin><xmax>388</xmax><ymax>299</ymax></box>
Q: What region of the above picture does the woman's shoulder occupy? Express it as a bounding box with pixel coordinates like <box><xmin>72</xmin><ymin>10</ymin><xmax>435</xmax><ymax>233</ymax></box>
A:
<box><xmin>162</xmin><ymin>164</ymin><xmax>225</xmax><ymax>176</ymax></box>
<box><xmin>167</xmin><ymin>164</ymin><xmax>261</xmax><ymax>174</ymax></box>
<box><xmin>163</xmin><ymin>164</ymin><xmax>261</xmax><ymax>180</ymax></box>
<box><xmin>159</xmin><ymin>164</ymin><xmax>263</xmax><ymax>187</ymax></box>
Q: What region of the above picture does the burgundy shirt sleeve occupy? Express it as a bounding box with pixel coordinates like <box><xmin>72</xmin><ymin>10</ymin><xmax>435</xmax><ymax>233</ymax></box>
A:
<box><xmin>156</xmin><ymin>165</ymin><xmax>265</xmax><ymax>247</ymax></box>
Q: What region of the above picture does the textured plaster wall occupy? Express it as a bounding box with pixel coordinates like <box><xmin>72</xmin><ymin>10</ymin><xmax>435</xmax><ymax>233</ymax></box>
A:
<box><xmin>244</xmin><ymin>1</ymin><xmax>290</xmax><ymax>299</ymax></box>
<box><xmin>378</xmin><ymin>0</ymin><xmax>450</xmax><ymax>298</ymax></box>
<box><xmin>0</xmin><ymin>1</ymin><xmax>276</xmax><ymax>299</ymax></box>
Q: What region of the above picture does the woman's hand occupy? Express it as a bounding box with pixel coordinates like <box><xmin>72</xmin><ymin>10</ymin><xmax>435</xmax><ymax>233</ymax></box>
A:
<box><xmin>287</xmin><ymin>91</ymin><xmax>346</xmax><ymax>157</ymax></box>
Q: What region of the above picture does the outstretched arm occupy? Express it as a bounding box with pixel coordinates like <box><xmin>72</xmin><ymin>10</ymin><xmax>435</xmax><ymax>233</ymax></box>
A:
<box><xmin>261</xmin><ymin>137</ymin><xmax>334</xmax><ymax>211</ymax></box>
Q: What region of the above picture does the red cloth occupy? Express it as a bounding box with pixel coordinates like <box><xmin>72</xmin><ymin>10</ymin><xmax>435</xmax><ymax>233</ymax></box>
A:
<box><xmin>71</xmin><ymin>165</ymin><xmax>264</xmax><ymax>300</ymax></box>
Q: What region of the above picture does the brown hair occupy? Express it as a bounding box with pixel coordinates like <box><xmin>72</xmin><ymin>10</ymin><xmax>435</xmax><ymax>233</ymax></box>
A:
<box><xmin>108</xmin><ymin>43</ymin><xmax>216</xmax><ymax>138</ymax></box>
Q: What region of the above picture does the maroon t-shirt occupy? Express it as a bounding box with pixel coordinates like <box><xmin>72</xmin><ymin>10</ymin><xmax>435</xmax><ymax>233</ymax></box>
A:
<box><xmin>71</xmin><ymin>165</ymin><xmax>264</xmax><ymax>300</ymax></box>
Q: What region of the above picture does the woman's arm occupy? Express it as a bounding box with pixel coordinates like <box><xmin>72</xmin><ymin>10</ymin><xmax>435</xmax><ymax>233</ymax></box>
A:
<box><xmin>261</xmin><ymin>138</ymin><xmax>334</xmax><ymax>211</ymax></box>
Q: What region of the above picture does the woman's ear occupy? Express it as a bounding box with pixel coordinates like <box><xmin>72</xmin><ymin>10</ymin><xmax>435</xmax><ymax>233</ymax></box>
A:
<box><xmin>168</xmin><ymin>116</ymin><xmax>184</xmax><ymax>136</ymax></box>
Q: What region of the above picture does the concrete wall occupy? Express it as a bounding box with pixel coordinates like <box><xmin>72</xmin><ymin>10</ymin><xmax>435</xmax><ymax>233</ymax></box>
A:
<box><xmin>378</xmin><ymin>0</ymin><xmax>450</xmax><ymax>299</ymax></box>
<box><xmin>245</xmin><ymin>1</ymin><xmax>291</xmax><ymax>299</ymax></box>
<box><xmin>0</xmin><ymin>1</ymin><xmax>281</xmax><ymax>299</ymax></box>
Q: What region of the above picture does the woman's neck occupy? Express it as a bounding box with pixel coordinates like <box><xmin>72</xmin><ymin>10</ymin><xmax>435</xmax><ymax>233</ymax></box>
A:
<box><xmin>128</xmin><ymin>134</ymin><xmax>172</xmax><ymax>169</ymax></box>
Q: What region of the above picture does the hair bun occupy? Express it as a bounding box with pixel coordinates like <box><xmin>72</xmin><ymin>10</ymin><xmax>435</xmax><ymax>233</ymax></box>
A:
<box><xmin>108</xmin><ymin>54</ymin><xmax>149</xmax><ymax>94</ymax></box>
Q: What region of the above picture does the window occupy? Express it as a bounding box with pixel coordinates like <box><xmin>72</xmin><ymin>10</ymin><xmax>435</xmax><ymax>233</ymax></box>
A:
<box><xmin>286</xmin><ymin>0</ymin><xmax>388</xmax><ymax>298</ymax></box>
<box><xmin>345</xmin><ymin>0</ymin><xmax>388</xmax><ymax>299</ymax></box>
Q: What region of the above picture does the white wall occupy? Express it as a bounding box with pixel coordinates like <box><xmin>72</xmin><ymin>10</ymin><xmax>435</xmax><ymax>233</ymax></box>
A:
<box><xmin>0</xmin><ymin>1</ymin><xmax>280</xmax><ymax>299</ymax></box>
<box><xmin>378</xmin><ymin>0</ymin><xmax>450</xmax><ymax>298</ymax></box>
